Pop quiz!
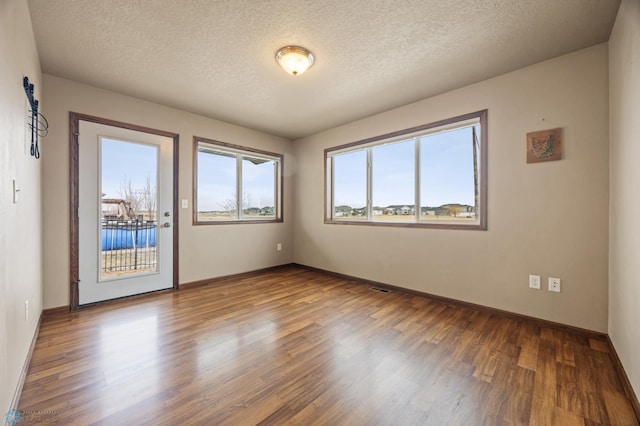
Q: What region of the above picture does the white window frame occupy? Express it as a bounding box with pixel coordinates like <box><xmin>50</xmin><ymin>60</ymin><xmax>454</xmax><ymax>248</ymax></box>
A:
<box><xmin>194</xmin><ymin>137</ymin><xmax>283</xmax><ymax>224</ymax></box>
<box><xmin>324</xmin><ymin>110</ymin><xmax>487</xmax><ymax>230</ymax></box>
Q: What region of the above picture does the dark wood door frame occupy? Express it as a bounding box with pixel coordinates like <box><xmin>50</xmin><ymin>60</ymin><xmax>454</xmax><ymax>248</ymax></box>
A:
<box><xmin>69</xmin><ymin>112</ymin><xmax>180</xmax><ymax>310</ymax></box>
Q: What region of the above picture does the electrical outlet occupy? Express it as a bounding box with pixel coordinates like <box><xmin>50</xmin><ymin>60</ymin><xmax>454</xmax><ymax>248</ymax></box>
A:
<box><xmin>529</xmin><ymin>275</ymin><xmax>541</xmax><ymax>289</ymax></box>
<box><xmin>181</xmin><ymin>199</ymin><xmax>188</xmax><ymax>209</ymax></box>
<box><xmin>548</xmin><ymin>277</ymin><xmax>561</xmax><ymax>292</ymax></box>
<box><xmin>277</xmin><ymin>243</ymin><xmax>282</xmax><ymax>251</ymax></box>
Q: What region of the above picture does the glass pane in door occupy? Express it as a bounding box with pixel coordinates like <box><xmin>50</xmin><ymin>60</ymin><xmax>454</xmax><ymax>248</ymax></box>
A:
<box><xmin>100</xmin><ymin>138</ymin><xmax>159</xmax><ymax>280</ymax></box>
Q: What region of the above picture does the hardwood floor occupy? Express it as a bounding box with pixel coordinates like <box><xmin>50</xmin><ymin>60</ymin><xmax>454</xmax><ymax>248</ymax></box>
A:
<box><xmin>19</xmin><ymin>266</ymin><xmax>638</xmax><ymax>425</ymax></box>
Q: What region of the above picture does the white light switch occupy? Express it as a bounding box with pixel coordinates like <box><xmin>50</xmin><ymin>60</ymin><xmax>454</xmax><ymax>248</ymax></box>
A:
<box><xmin>13</xmin><ymin>179</ymin><xmax>20</xmax><ymax>204</ymax></box>
<box><xmin>181</xmin><ymin>199</ymin><xmax>188</xmax><ymax>209</ymax></box>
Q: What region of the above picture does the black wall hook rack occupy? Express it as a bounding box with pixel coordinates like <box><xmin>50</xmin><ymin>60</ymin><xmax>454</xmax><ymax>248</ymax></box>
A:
<box><xmin>23</xmin><ymin>76</ymin><xmax>48</xmax><ymax>159</ymax></box>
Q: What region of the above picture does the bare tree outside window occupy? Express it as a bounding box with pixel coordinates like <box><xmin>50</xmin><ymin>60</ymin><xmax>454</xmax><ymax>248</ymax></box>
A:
<box><xmin>141</xmin><ymin>175</ymin><xmax>157</xmax><ymax>220</ymax></box>
<box><xmin>118</xmin><ymin>175</ymin><xmax>157</xmax><ymax>220</ymax></box>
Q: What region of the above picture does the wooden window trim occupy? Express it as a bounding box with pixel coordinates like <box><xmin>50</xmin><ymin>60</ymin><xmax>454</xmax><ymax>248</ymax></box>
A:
<box><xmin>324</xmin><ymin>109</ymin><xmax>488</xmax><ymax>230</ymax></box>
<box><xmin>193</xmin><ymin>136</ymin><xmax>284</xmax><ymax>225</ymax></box>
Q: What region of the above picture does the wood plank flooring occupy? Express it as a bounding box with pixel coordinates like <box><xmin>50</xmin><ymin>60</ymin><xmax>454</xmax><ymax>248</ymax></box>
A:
<box><xmin>19</xmin><ymin>266</ymin><xmax>638</xmax><ymax>425</ymax></box>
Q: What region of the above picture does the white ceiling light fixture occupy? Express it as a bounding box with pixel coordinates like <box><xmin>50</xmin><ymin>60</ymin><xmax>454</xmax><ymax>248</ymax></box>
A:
<box><xmin>275</xmin><ymin>46</ymin><xmax>315</xmax><ymax>76</ymax></box>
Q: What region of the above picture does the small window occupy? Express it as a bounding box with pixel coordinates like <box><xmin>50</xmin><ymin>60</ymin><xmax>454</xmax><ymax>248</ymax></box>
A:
<box><xmin>325</xmin><ymin>110</ymin><xmax>487</xmax><ymax>230</ymax></box>
<box><xmin>194</xmin><ymin>137</ymin><xmax>283</xmax><ymax>224</ymax></box>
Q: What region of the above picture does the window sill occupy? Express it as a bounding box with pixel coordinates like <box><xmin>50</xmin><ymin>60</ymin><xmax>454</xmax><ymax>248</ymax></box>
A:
<box><xmin>324</xmin><ymin>219</ymin><xmax>486</xmax><ymax>230</ymax></box>
<box><xmin>194</xmin><ymin>218</ymin><xmax>283</xmax><ymax>225</ymax></box>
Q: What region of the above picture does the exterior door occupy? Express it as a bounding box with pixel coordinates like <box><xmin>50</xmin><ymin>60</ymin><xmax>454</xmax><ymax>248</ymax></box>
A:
<box><xmin>77</xmin><ymin>120</ymin><xmax>175</xmax><ymax>305</ymax></box>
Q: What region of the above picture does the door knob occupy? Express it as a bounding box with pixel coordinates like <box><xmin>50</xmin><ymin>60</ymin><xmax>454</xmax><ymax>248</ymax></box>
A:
<box><xmin>164</xmin><ymin>211</ymin><xmax>171</xmax><ymax>217</ymax></box>
<box><xmin>162</xmin><ymin>222</ymin><xmax>171</xmax><ymax>228</ymax></box>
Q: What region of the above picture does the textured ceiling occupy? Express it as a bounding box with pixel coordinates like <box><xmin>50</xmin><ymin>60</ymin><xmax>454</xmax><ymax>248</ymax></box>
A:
<box><xmin>27</xmin><ymin>0</ymin><xmax>620</xmax><ymax>140</ymax></box>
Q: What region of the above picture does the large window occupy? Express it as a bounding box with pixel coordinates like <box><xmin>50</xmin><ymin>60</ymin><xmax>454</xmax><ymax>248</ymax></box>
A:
<box><xmin>325</xmin><ymin>110</ymin><xmax>487</xmax><ymax>229</ymax></box>
<box><xmin>194</xmin><ymin>137</ymin><xmax>283</xmax><ymax>224</ymax></box>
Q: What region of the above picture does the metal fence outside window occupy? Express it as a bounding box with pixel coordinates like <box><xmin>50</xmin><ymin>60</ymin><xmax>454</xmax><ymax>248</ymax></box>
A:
<box><xmin>101</xmin><ymin>219</ymin><xmax>157</xmax><ymax>275</ymax></box>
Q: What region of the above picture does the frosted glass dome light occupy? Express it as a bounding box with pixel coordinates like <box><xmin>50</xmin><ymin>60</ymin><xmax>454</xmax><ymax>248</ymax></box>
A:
<box><xmin>275</xmin><ymin>46</ymin><xmax>315</xmax><ymax>76</ymax></box>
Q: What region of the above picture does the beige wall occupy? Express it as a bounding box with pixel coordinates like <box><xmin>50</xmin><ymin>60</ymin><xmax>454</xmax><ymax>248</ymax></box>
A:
<box><xmin>0</xmin><ymin>0</ymin><xmax>43</xmax><ymax>415</ymax></box>
<box><xmin>293</xmin><ymin>44</ymin><xmax>610</xmax><ymax>332</ymax></box>
<box><xmin>41</xmin><ymin>75</ymin><xmax>294</xmax><ymax>309</ymax></box>
<box><xmin>609</xmin><ymin>0</ymin><xmax>640</xmax><ymax>400</ymax></box>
